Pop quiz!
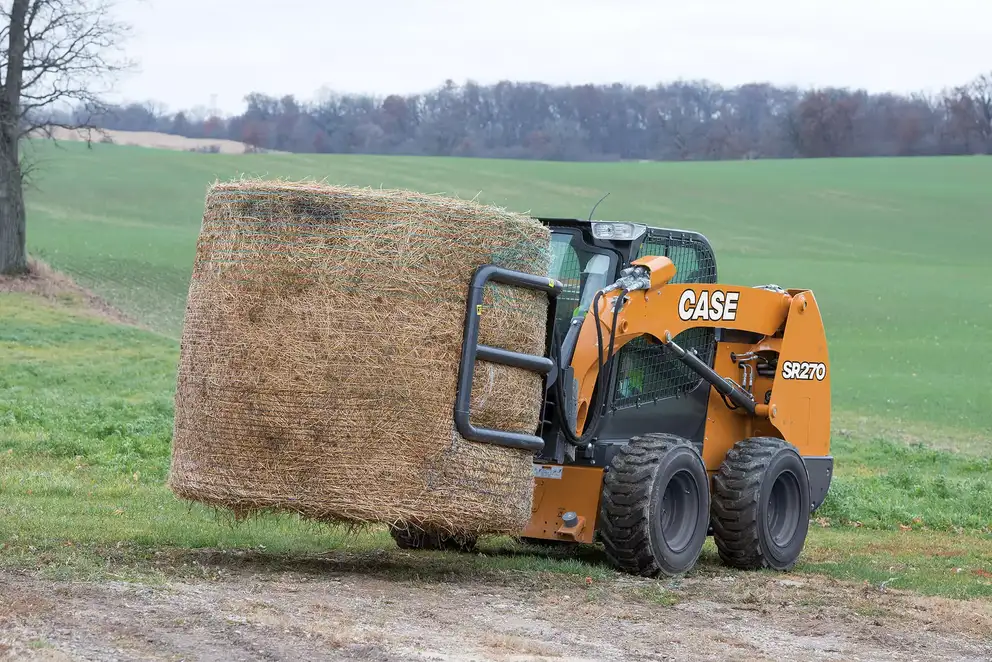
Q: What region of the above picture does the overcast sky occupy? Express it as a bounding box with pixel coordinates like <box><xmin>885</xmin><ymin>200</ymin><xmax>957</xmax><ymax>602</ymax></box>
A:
<box><xmin>107</xmin><ymin>0</ymin><xmax>991</xmax><ymax>115</ymax></box>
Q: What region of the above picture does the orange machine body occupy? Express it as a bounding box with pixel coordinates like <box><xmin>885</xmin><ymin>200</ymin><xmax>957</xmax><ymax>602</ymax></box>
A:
<box><xmin>525</xmin><ymin>255</ymin><xmax>830</xmax><ymax>543</ymax></box>
<box><xmin>523</xmin><ymin>465</ymin><xmax>604</xmax><ymax>544</ymax></box>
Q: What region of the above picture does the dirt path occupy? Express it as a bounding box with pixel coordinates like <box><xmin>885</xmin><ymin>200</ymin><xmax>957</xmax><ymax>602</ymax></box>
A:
<box><xmin>28</xmin><ymin>127</ymin><xmax>280</xmax><ymax>154</ymax></box>
<box><xmin>2</xmin><ymin>558</ymin><xmax>990</xmax><ymax>662</ymax></box>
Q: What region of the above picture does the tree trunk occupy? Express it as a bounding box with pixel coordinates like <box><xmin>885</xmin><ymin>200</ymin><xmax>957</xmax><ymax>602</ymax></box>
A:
<box><xmin>0</xmin><ymin>0</ymin><xmax>30</xmax><ymax>274</ymax></box>
<box><xmin>0</xmin><ymin>0</ymin><xmax>27</xmax><ymax>273</ymax></box>
<box><xmin>0</xmin><ymin>139</ymin><xmax>26</xmax><ymax>274</ymax></box>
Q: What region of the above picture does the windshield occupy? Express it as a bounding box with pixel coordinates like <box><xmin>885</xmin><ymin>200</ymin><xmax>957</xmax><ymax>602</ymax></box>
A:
<box><xmin>549</xmin><ymin>230</ymin><xmax>616</xmax><ymax>339</ymax></box>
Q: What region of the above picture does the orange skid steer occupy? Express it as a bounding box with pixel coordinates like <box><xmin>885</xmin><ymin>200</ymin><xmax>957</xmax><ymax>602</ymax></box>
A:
<box><xmin>392</xmin><ymin>219</ymin><xmax>831</xmax><ymax>577</ymax></box>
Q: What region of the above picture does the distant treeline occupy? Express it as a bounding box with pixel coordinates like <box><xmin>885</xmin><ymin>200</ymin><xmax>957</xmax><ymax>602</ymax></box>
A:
<box><xmin>52</xmin><ymin>73</ymin><xmax>992</xmax><ymax>161</ymax></box>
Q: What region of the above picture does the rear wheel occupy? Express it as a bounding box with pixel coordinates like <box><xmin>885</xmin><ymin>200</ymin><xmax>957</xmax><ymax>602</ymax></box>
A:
<box><xmin>598</xmin><ymin>433</ymin><xmax>710</xmax><ymax>576</ymax></box>
<box><xmin>711</xmin><ymin>437</ymin><xmax>811</xmax><ymax>570</ymax></box>
<box><xmin>389</xmin><ymin>525</ymin><xmax>477</xmax><ymax>552</ymax></box>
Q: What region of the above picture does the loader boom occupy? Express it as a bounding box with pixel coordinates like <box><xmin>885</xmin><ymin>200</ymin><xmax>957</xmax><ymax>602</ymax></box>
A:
<box><xmin>566</xmin><ymin>255</ymin><xmax>830</xmax><ymax>461</ymax></box>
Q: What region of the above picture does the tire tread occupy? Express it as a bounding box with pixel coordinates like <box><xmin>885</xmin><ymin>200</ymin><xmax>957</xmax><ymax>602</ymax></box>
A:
<box><xmin>710</xmin><ymin>436</ymin><xmax>807</xmax><ymax>570</ymax></box>
<box><xmin>598</xmin><ymin>433</ymin><xmax>705</xmax><ymax>576</ymax></box>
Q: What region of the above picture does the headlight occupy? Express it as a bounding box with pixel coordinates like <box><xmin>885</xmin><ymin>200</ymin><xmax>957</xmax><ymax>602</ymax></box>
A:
<box><xmin>591</xmin><ymin>222</ymin><xmax>647</xmax><ymax>241</ymax></box>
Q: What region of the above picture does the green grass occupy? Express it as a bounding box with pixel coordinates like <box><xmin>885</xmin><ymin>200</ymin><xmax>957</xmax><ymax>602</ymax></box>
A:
<box><xmin>1</xmin><ymin>293</ymin><xmax>989</xmax><ymax>598</ymax></box>
<box><xmin>798</xmin><ymin>527</ymin><xmax>992</xmax><ymax>599</ymax></box>
<box><xmin>20</xmin><ymin>140</ymin><xmax>992</xmax><ymax>436</ymax></box>
<box><xmin>820</xmin><ymin>435</ymin><xmax>992</xmax><ymax>531</ymax></box>
<box><xmin>6</xmin><ymin>140</ymin><xmax>992</xmax><ymax>599</ymax></box>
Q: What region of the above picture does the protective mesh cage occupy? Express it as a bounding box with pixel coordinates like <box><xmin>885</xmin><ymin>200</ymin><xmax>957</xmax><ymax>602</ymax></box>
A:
<box><xmin>613</xmin><ymin>231</ymin><xmax>718</xmax><ymax>409</ymax></box>
<box><xmin>549</xmin><ymin>234</ymin><xmax>584</xmax><ymax>339</ymax></box>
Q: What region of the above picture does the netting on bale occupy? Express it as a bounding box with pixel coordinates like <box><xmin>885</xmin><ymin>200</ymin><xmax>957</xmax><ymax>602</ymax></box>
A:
<box><xmin>168</xmin><ymin>179</ymin><xmax>553</xmax><ymax>536</ymax></box>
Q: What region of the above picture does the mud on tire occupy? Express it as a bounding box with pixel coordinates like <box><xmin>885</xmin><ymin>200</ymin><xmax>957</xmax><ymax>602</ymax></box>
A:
<box><xmin>598</xmin><ymin>433</ymin><xmax>710</xmax><ymax>577</ymax></box>
<box><xmin>711</xmin><ymin>437</ymin><xmax>811</xmax><ymax>571</ymax></box>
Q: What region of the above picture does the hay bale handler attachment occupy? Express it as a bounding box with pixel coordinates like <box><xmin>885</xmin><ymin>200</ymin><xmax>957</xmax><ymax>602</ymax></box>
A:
<box><xmin>396</xmin><ymin>218</ymin><xmax>832</xmax><ymax>577</ymax></box>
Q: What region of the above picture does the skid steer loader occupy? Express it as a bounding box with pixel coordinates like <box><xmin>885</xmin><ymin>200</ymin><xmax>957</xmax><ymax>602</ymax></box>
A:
<box><xmin>392</xmin><ymin>218</ymin><xmax>832</xmax><ymax>577</ymax></box>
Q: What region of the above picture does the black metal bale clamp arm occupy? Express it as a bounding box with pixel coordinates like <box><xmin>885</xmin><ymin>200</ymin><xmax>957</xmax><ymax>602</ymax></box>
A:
<box><xmin>453</xmin><ymin>264</ymin><xmax>564</xmax><ymax>453</ymax></box>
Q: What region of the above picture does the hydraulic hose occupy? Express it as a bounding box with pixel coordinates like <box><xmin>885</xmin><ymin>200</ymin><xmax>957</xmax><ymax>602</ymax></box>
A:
<box><xmin>552</xmin><ymin>288</ymin><xmax>628</xmax><ymax>445</ymax></box>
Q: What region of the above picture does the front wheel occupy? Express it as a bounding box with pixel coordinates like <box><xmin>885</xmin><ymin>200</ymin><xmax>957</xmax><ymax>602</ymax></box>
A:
<box><xmin>711</xmin><ymin>437</ymin><xmax>811</xmax><ymax>571</ymax></box>
<box><xmin>598</xmin><ymin>433</ymin><xmax>711</xmax><ymax>577</ymax></box>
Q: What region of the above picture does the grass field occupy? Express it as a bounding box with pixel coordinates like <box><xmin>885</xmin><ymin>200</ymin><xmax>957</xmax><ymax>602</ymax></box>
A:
<box><xmin>3</xmin><ymin>139</ymin><xmax>991</xmax><ymax>602</ymax></box>
<box><xmin>1</xmin><ymin>287</ymin><xmax>990</xmax><ymax>599</ymax></box>
<box><xmin>20</xmin><ymin>140</ymin><xmax>992</xmax><ymax>436</ymax></box>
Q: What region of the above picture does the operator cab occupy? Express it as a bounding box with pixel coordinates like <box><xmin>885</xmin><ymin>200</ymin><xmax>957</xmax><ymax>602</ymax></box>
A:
<box><xmin>537</xmin><ymin>219</ymin><xmax>719</xmax><ymax>468</ymax></box>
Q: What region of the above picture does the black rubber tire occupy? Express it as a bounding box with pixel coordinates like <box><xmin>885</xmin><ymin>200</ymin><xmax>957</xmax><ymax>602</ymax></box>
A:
<box><xmin>598</xmin><ymin>433</ymin><xmax>711</xmax><ymax>577</ymax></box>
<box><xmin>389</xmin><ymin>525</ymin><xmax>477</xmax><ymax>553</ymax></box>
<box><xmin>711</xmin><ymin>437</ymin><xmax>811</xmax><ymax>571</ymax></box>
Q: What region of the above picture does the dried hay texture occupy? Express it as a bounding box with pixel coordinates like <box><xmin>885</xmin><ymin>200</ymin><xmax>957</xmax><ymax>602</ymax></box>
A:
<box><xmin>169</xmin><ymin>179</ymin><xmax>553</xmax><ymax>536</ymax></box>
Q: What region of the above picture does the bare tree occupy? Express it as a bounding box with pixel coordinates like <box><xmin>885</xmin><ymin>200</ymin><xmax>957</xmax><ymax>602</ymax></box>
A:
<box><xmin>968</xmin><ymin>73</ymin><xmax>992</xmax><ymax>154</ymax></box>
<box><xmin>0</xmin><ymin>0</ymin><xmax>132</xmax><ymax>274</ymax></box>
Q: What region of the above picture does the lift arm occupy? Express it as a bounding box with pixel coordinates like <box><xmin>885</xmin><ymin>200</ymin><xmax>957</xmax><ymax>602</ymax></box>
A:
<box><xmin>567</xmin><ymin>255</ymin><xmax>797</xmax><ymax>435</ymax></box>
<box><xmin>451</xmin><ymin>255</ymin><xmax>829</xmax><ymax>459</ymax></box>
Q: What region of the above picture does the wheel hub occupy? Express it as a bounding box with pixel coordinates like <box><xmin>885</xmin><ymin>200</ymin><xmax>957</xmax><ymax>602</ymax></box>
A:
<box><xmin>767</xmin><ymin>470</ymin><xmax>801</xmax><ymax>546</ymax></box>
<box><xmin>660</xmin><ymin>470</ymin><xmax>698</xmax><ymax>553</ymax></box>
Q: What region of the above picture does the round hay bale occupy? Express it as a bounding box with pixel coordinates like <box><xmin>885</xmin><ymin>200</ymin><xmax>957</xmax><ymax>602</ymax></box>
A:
<box><xmin>168</xmin><ymin>179</ymin><xmax>553</xmax><ymax>536</ymax></box>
